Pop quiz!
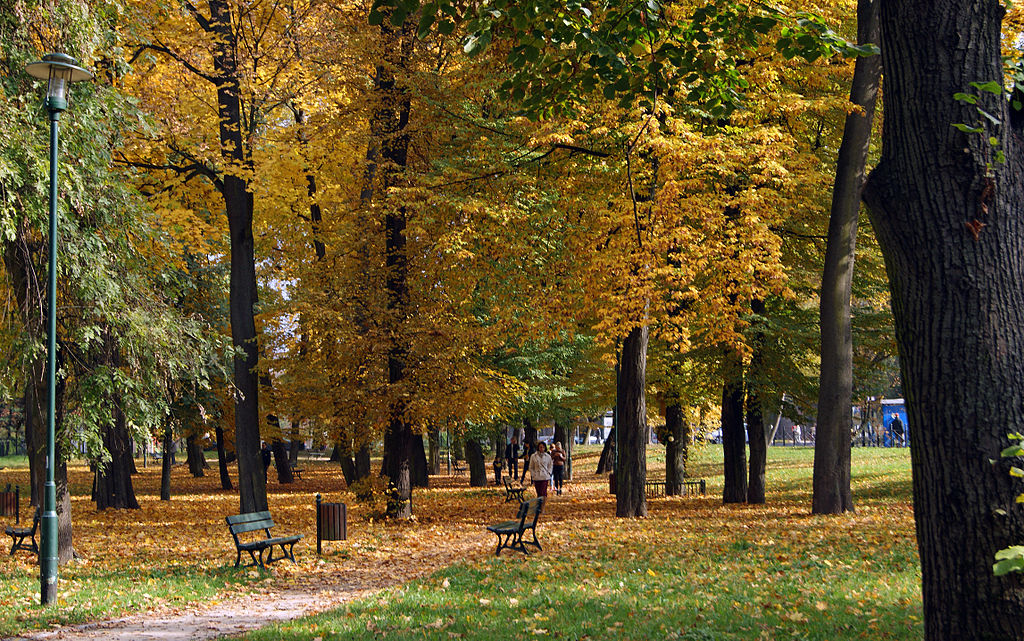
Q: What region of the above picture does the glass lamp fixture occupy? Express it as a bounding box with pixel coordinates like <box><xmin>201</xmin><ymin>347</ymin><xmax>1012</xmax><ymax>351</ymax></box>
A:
<box><xmin>25</xmin><ymin>53</ymin><xmax>94</xmax><ymax>112</ymax></box>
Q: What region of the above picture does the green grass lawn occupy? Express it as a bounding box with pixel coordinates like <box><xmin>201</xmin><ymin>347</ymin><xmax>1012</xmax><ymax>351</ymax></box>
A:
<box><xmin>240</xmin><ymin>445</ymin><xmax>921</xmax><ymax>641</ymax></box>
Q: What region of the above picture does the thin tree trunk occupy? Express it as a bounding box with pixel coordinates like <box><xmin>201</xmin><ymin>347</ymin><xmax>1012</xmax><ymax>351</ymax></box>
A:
<box><xmin>596</xmin><ymin>427</ymin><xmax>616</xmax><ymax>474</ymax></box>
<box><xmin>412</xmin><ymin>434</ymin><xmax>429</xmax><ymax>487</ymax></box>
<box><xmin>616</xmin><ymin>325</ymin><xmax>648</xmax><ymax>518</ymax></box>
<box><xmin>214</xmin><ymin>422</ymin><xmax>232</xmax><ymax>490</ymax></box>
<box><xmin>428</xmin><ymin>427</ymin><xmax>440</xmax><ymax>475</ymax></box>
<box><xmin>160</xmin><ymin>419</ymin><xmax>173</xmax><ymax>501</ymax></box>
<box><xmin>271</xmin><ymin>437</ymin><xmax>292</xmax><ymax>484</ymax></box>
<box><xmin>355</xmin><ymin>444</ymin><xmax>371</xmax><ymax>480</ymax></box>
<box><xmin>813</xmin><ymin>0</ymin><xmax>881</xmax><ymax>515</ymax></box>
<box><xmin>665</xmin><ymin>400</ymin><xmax>689</xmax><ymax>496</ymax></box>
<box><xmin>746</xmin><ymin>299</ymin><xmax>768</xmax><ymax>504</ymax></box>
<box><xmin>186</xmin><ymin>434</ymin><xmax>206</xmax><ymax>478</ymax></box>
<box><xmin>721</xmin><ymin>348</ymin><xmax>747</xmax><ymax>503</ymax></box>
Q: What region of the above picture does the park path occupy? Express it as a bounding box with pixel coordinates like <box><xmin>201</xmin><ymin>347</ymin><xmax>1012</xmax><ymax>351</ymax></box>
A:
<box><xmin>7</xmin><ymin>529</ymin><xmax>491</xmax><ymax>641</ymax></box>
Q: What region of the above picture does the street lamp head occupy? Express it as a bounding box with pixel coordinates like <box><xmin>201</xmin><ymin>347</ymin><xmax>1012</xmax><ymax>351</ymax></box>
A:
<box><xmin>25</xmin><ymin>53</ymin><xmax>94</xmax><ymax>112</ymax></box>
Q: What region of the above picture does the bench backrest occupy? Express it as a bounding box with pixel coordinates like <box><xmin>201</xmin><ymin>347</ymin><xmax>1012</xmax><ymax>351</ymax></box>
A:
<box><xmin>226</xmin><ymin>511</ymin><xmax>276</xmax><ymax>540</ymax></box>
<box><xmin>28</xmin><ymin>508</ymin><xmax>40</xmax><ymax>534</ymax></box>
<box><xmin>516</xmin><ymin>497</ymin><xmax>543</xmax><ymax>529</ymax></box>
<box><xmin>503</xmin><ymin>477</ymin><xmax>515</xmax><ymax>491</ymax></box>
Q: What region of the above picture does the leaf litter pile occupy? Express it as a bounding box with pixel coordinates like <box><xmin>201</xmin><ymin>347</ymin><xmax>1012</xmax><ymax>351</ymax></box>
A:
<box><xmin>0</xmin><ymin>447</ymin><xmax>921</xmax><ymax>640</ymax></box>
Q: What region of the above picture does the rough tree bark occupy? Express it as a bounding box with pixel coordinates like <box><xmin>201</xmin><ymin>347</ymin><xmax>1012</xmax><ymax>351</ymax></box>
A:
<box><xmin>616</xmin><ymin>325</ymin><xmax>648</xmax><ymax>518</ymax></box>
<box><xmin>812</xmin><ymin>0</ymin><xmax>881</xmax><ymax>515</ymax></box>
<box><xmin>721</xmin><ymin>349</ymin><xmax>747</xmax><ymax>503</ymax></box>
<box><xmin>859</xmin><ymin>2</ymin><xmax>1024</xmax><ymax>639</ymax></box>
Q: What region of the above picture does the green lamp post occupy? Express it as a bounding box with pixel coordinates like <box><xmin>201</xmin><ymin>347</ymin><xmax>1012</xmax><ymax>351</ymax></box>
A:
<box><xmin>24</xmin><ymin>52</ymin><xmax>93</xmax><ymax>606</ymax></box>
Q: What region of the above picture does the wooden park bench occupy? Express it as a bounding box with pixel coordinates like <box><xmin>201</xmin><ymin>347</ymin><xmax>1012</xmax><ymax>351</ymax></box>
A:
<box><xmin>486</xmin><ymin>497</ymin><xmax>543</xmax><ymax>556</ymax></box>
<box><xmin>289</xmin><ymin>462</ymin><xmax>303</xmax><ymax>480</ymax></box>
<box><xmin>644</xmin><ymin>478</ymin><xmax>707</xmax><ymax>498</ymax></box>
<box><xmin>502</xmin><ymin>477</ymin><xmax>526</xmax><ymax>503</ymax></box>
<box><xmin>225</xmin><ymin>511</ymin><xmax>303</xmax><ymax>568</ymax></box>
<box><xmin>452</xmin><ymin>460</ymin><xmax>466</xmax><ymax>476</ymax></box>
<box><xmin>6</xmin><ymin>508</ymin><xmax>39</xmax><ymax>555</ymax></box>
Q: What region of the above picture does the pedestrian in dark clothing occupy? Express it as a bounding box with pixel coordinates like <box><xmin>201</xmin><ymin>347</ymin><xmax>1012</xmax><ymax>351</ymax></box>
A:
<box><xmin>261</xmin><ymin>442</ymin><xmax>272</xmax><ymax>474</ymax></box>
<box><xmin>889</xmin><ymin>413</ymin><xmax>906</xmax><ymax>447</ymax></box>
<box><xmin>520</xmin><ymin>439</ymin><xmax>536</xmax><ymax>482</ymax></box>
<box><xmin>505</xmin><ymin>437</ymin><xmax>519</xmax><ymax>481</ymax></box>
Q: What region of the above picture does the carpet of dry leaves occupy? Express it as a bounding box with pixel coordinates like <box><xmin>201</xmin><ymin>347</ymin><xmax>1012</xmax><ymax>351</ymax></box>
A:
<box><xmin>0</xmin><ymin>446</ymin><xmax>918</xmax><ymax>640</ymax></box>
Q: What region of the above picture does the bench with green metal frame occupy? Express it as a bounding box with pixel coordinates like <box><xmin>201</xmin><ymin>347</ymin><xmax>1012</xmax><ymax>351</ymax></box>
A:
<box><xmin>502</xmin><ymin>477</ymin><xmax>526</xmax><ymax>503</ymax></box>
<box><xmin>6</xmin><ymin>508</ymin><xmax>39</xmax><ymax>555</ymax></box>
<box><xmin>225</xmin><ymin>511</ymin><xmax>303</xmax><ymax>568</ymax></box>
<box><xmin>486</xmin><ymin>496</ymin><xmax>543</xmax><ymax>556</ymax></box>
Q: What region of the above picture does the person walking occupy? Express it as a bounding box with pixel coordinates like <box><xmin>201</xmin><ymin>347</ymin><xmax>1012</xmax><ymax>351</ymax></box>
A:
<box><xmin>505</xmin><ymin>437</ymin><xmax>520</xmax><ymax>481</ymax></box>
<box><xmin>527</xmin><ymin>441</ymin><xmax>553</xmax><ymax>498</ymax></box>
<box><xmin>889</xmin><ymin>413</ymin><xmax>906</xmax><ymax>447</ymax></box>
<box><xmin>550</xmin><ymin>442</ymin><xmax>566</xmax><ymax>495</ymax></box>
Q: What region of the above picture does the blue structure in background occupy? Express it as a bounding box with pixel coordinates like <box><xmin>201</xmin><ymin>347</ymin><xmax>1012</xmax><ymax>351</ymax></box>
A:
<box><xmin>881</xmin><ymin>399</ymin><xmax>909</xmax><ymax>447</ymax></box>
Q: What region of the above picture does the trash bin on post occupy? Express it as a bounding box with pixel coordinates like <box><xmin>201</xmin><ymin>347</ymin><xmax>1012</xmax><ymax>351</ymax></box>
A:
<box><xmin>0</xmin><ymin>484</ymin><xmax>18</xmax><ymax>524</ymax></box>
<box><xmin>316</xmin><ymin>493</ymin><xmax>346</xmax><ymax>555</ymax></box>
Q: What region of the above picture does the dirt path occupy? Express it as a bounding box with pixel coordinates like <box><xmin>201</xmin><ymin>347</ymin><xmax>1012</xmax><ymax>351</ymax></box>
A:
<box><xmin>7</xmin><ymin>530</ymin><xmax>491</xmax><ymax>641</ymax></box>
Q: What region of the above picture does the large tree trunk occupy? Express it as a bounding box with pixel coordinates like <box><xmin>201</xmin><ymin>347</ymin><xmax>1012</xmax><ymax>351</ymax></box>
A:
<box><xmin>616</xmin><ymin>325</ymin><xmax>648</xmax><ymax>518</ymax></box>
<box><xmin>813</xmin><ymin>0</ymin><xmax>881</xmax><ymax>515</ymax></box>
<box><xmin>746</xmin><ymin>300</ymin><xmax>768</xmax><ymax>504</ymax></box>
<box><xmin>208</xmin><ymin>0</ymin><xmax>266</xmax><ymax>515</ymax></box>
<box><xmin>861</xmin><ymin>2</ymin><xmax>1024</xmax><ymax>639</ymax></box>
<box><xmin>721</xmin><ymin>349</ymin><xmax>747</xmax><ymax>503</ymax></box>
<box><xmin>665</xmin><ymin>400</ymin><xmax>689</xmax><ymax>496</ymax></box>
<box><xmin>466</xmin><ymin>438</ymin><xmax>486</xmax><ymax>487</ymax></box>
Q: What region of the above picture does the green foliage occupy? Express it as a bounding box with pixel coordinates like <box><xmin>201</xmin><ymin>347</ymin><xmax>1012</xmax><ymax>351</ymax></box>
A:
<box><xmin>0</xmin><ymin>2</ymin><xmax>232</xmax><ymax>461</ymax></box>
<box><xmin>995</xmin><ymin>432</ymin><xmax>1024</xmax><ymax>575</ymax></box>
<box><xmin>372</xmin><ymin>0</ymin><xmax>877</xmax><ymax>119</ymax></box>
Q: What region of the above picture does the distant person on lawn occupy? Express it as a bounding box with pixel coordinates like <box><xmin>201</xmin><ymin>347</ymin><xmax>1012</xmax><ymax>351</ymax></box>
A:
<box><xmin>528</xmin><ymin>441</ymin><xmax>553</xmax><ymax>498</ymax></box>
<box><xmin>550</xmin><ymin>442</ymin><xmax>566</xmax><ymax>495</ymax></box>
